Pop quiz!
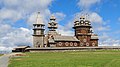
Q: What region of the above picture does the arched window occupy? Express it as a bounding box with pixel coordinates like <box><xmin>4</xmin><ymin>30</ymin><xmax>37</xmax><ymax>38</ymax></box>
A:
<box><xmin>74</xmin><ymin>42</ymin><xmax>77</xmax><ymax>46</ymax></box>
<box><xmin>83</xmin><ymin>38</ymin><xmax>87</xmax><ymax>42</ymax></box>
<box><xmin>70</xmin><ymin>42</ymin><xmax>73</xmax><ymax>46</ymax></box>
<box><xmin>58</xmin><ymin>42</ymin><xmax>62</xmax><ymax>46</ymax></box>
<box><xmin>92</xmin><ymin>42</ymin><xmax>95</xmax><ymax>46</ymax></box>
<box><xmin>86</xmin><ymin>42</ymin><xmax>89</xmax><ymax>46</ymax></box>
<box><xmin>65</xmin><ymin>42</ymin><xmax>69</xmax><ymax>46</ymax></box>
<box><xmin>80</xmin><ymin>42</ymin><xmax>83</xmax><ymax>46</ymax></box>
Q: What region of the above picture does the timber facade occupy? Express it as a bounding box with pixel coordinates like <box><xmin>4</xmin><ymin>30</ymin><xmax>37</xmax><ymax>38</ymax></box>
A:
<box><xmin>33</xmin><ymin>12</ymin><xmax>99</xmax><ymax>48</ymax></box>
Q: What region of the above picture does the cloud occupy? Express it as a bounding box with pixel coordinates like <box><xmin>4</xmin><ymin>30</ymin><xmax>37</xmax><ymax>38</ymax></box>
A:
<box><xmin>88</xmin><ymin>12</ymin><xmax>102</xmax><ymax>23</ymax></box>
<box><xmin>0</xmin><ymin>8</ymin><xmax>22</xmax><ymax>24</ymax></box>
<box><xmin>0</xmin><ymin>0</ymin><xmax>53</xmax><ymax>24</ymax></box>
<box><xmin>0</xmin><ymin>27</ymin><xmax>32</xmax><ymax>47</ymax></box>
<box><xmin>53</xmin><ymin>12</ymin><xmax>66</xmax><ymax>22</ymax></box>
<box><xmin>0</xmin><ymin>27</ymin><xmax>32</xmax><ymax>53</ymax></box>
<box><xmin>99</xmin><ymin>33</ymin><xmax>120</xmax><ymax>46</ymax></box>
<box><xmin>0</xmin><ymin>46</ymin><xmax>13</xmax><ymax>53</ymax></box>
<box><xmin>0</xmin><ymin>24</ymin><xmax>11</xmax><ymax>37</ymax></box>
<box><xmin>89</xmin><ymin>12</ymin><xmax>110</xmax><ymax>32</ymax></box>
<box><xmin>78</xmin><ymin>0</ymin><xmax>101</xmax><ymax>9</ymax></box>
<box><xmin>99</xmin><ymin>39</ymin><xmax>120</xmax><ymax>46</ymax></box>
<box><xmin>57</xmin><ymin>25</ymin><xmax>74</xmax><ymax>36</ymax></box>
<box><xmin>1</xmin><ymin>0</ymin><xmax>53</xmax><ymax>11</ymax></box>
<box><xmin>0</xmin><ymin>0</ymin><xmax>53</xmax><ymax>53</ymax></box>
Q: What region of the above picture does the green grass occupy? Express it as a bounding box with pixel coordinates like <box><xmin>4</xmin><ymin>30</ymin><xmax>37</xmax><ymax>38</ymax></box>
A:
<box><xmin>0</xmin><ymin>54</ymin><xmax>3</xmax><ymax>56</ymax></box>
<box><xmin>8</xmin><ymin>50</ymin><xmax>120</xmax><ymax>67</ymax></box>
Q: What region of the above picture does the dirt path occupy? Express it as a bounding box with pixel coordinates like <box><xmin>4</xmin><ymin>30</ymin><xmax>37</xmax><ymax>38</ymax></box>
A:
<box><xmin>0</xmin><ymin>54</ymin><xmax>10</xmax><ymax>67</ymax></box>
<box><xmin>0</xmin><ymin>53</ymin><xmax>25</xmax><ymax>67</ymax></box>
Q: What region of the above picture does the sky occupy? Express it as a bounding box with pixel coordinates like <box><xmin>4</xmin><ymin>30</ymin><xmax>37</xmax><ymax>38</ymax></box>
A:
<box><xmin>0</xmin><ymin>0</ymin><xmax>120</xmax><ymax>53</ymax></box>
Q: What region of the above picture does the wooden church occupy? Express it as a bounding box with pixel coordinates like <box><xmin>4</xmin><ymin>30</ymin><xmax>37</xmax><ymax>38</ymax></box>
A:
<box><xmin>33</xmin><ymin>12</ymin><xmax>98</xmax><ymax>48</ymax></box>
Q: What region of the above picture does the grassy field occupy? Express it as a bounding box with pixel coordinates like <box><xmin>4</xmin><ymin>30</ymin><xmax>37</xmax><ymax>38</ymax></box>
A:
<box><xmin>8</xmin><ymin>50</ymin><xmax>120</xmax><ymax>67</ymax></box>
<box><xmin>0</xmin><ymin>54</ymin><xmax>3</xmax><ymax>56</ymax></box>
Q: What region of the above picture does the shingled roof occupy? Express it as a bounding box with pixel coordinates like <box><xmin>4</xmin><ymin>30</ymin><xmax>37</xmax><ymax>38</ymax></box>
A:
<box><xmin>54</xmin><ymin>36</ymin><xmax>79</xmax><ymax>42</ymax></box>
<box><xmin>91</xmin><ymin>34</ymin><xmax>98</xmax><ymax>39</ymax></box>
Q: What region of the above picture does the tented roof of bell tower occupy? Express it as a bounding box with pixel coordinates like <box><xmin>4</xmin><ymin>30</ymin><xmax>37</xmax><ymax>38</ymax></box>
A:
<box><xmin>35</xmin><ymin>12</ymin><xmax>44</xmax><ymax>25</ymax></box>
<box><xmin>50</xmin><ymin>14</ymin><xmax>56</xmax><ymax>20</ymax></box>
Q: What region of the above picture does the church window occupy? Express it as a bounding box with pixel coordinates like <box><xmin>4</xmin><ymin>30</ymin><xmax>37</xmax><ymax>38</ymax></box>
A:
<box><xmin>92</xmin><ymin>42</ymin><xmax>95</xmax><ymax>46</ymax></box>
<box><xmin>74</xmin><ymin>42</ymin><xmax>77</xmax><ymax>46</ymax></box>
<box><xmin>83</xmin><ymin>38</ymin><xmax>87</xmax><ymax>42</ymax></box>
<box><xmin>38</xmin><ymin>31</ymin><xmax>41</xmax><ymax>34</ymax></box>
<box><xmin>80</xmin><ymin>43</ymin><xmax>83</xmax><ymax>46</ymax></box>
<box><xmin>37</xmin><ymin>25</ymin><xmax>40</xmax><ymax>27</ymax></box>
<box><xmin>41</xmin><ymin>30</ymin><xmax>44</xmax><ymax>34</ymax></box>
<box><xmin>34</xmin><ymin>30</ymin><xmax>36</xmax><ymax>34</ymax></box>
<box><xmin>58</xmin><ymin>42</ymin><xmax>62</xmax><ymax>46</ymax></box>
<box><xmin>65</xmin><ymin>42</ymin><xmax>69</xmax><ymax>46</ymax></box>
<box><xmin>86</xmin><ymin>42</ymin><xmax>89</xmax><ymax>46</ymax></box>
<box><xmin>70</xmin><ymin>42</ymin><xmax>73</xmax><ymax>46</ymax></box>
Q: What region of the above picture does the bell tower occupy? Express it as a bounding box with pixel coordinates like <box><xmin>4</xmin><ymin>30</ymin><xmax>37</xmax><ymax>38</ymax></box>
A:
<box><xmin>48</xmin><ymin>15</ymin><xmax>60</xmax><ymax>36</ymax></box>
<box><xmin>48</xmin><ymin>15</ymin><xmax>58</xmax><ymax>31</ymax></box>
<box><xmin>73</xmin><ymin>16</ymin><xmax>98</xmax><ymax>47</ymax></box>
<box><xmin>33</xmin><ymin>12</ymin><xmax>45</xmax><ymax>48</ymax></box>
<box><xmin>47</xmin><ymin>15</ymin><xmax>60</xmax><ymax>47</ymax></box>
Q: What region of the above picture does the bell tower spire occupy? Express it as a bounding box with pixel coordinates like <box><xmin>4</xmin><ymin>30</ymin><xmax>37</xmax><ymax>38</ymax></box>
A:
<box><xmin>33</xmin><ymin>12</ymin><xmax>45</xmax><ymax>48</ymax></box>
<box><xmin>48</xmin><ymin>15</ymin><xmax>58</xmax><ymax>31</ymax></box>
<box><xmin>47</xmin><ymin>15</ymin><xmax>60</xmax><ymax>36</ymax></box>
<box><xmin>36</xmin><ymin>12</ymin><xmax>44</xmax><ymax>25</ymax></box>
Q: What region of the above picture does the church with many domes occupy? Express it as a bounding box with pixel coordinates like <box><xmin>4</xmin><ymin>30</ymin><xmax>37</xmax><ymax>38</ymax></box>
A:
<box><xmin>33</xmin><ymin>12</ymin><xmax>98</xmax><ymax>48</ymax></box>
